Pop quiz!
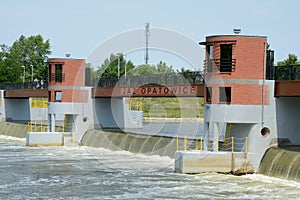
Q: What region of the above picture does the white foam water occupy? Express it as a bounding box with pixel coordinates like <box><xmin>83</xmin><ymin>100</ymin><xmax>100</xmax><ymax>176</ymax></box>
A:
<box><xmin>0</xmin><ymin>140</ymin><xmax>299</xmax><ymax>199</ymax></box>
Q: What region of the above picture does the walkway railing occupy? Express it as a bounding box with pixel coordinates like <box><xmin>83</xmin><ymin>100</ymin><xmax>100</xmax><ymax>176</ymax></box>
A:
<box><xmin>88</xmin><ymin>71</ymin><xmax>204</xmax><ymax>87</ymax></box>
<box><xmin>274</xmin><ymin>64</ymin><xmax>300</xmax><ymax>80</ymax></box>
<box><xmin>129</xmin><ymin>99</ymin><xmax>143</xmax><ymax>111</ymax></box>
<box><xmin>176</xmin><ymin>135</ymin><xmax>249</xmax><ymax>153</ymax></box>
<box><xmin>0</xmin><ymin>81</ymin><xmax>48</xmax><ymax>90</ymax></box>
<box><xmin>27</xmin><ymin>121</ymin><xmax>74</xmax><ymax>133</ymax></box>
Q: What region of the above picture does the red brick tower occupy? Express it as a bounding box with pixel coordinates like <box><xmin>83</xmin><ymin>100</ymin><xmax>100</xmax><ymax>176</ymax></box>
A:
<box><xmin>201</xmin><ymin>35</ymin><xmax>268</xmax><ymax>105</ymax></box>
<box><xmin>199</xmin><ymin>34</ymin><xmax>277</xmax><ymax>171</ymax></box>
<box><xmin>47</xmin><ymin>58</ymin><xmax>87</xmax><ymax>133</ymax></box>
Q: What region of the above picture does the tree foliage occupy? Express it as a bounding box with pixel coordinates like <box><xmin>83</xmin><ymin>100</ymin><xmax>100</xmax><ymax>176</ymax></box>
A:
<box><xmin>277</xmin><ymin>54</ymin><xmax>300</xmax><ymax>66</ymax></box>
<box><xmin>0</xmin><ymin>35</ymin><xmax>51</xmax><ymax>82</ymax></box>
<box><xmin>121</xmin><ymin>61</ymin><xmax>175</xmax><ymax>76</ymax></box>
<box><xmin>96</xmin><ymin>54</ymin><xmax>175</xmax><ymax>78</ymax></box>
<box><xmin>275</xmin><ymin>54</ymin><xmax>300</xmax><ymax>80</ymax></box>
<box><xmin>96</xmin><ymin>54</ymin><xmax>135</xmax><ymax>78</ymax></box>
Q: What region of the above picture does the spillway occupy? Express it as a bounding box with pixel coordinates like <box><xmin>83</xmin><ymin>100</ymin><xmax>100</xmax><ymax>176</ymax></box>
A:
<box><xmin>258</xmin><ymin>146</ymin><xmax>300</xmax><ymax>182</ymax></box>
<box><xmin>80</xmin><ymin>129</ymin><xmax>195</xmax><ymax>158</ymax></box>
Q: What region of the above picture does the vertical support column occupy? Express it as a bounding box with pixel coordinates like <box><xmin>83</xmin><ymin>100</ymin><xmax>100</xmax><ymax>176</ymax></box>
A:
<box><xmin>204</xmin><ymin>122</ymin><xmax>209</xmax><ymax>151</ymax></box>
<box><xmin>208</xmin><ymin>121</ymin><xmax>218</xmax><ymax>151</ymax></box>
<box><xmin>47</xmin><ymin>114</ymin><xmax>51</xmax><ymax>132</ymax></box>
<box><xmin>0</xmin><ymin>90</ymin><xmax>6</xmax><ymax>122</ymax></box>
<box><xmin>51</xmin><ymin>114</ymin><xmax>56</xmax><ymax>132</ymax></box>
<box><xmin>213</xmin><ymin>123</ymin><xmax>219</xmax><ymax>152</ymax></box>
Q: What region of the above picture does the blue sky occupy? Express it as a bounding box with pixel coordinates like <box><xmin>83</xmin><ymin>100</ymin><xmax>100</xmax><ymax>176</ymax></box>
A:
<box><xmin>1</xmin><ymin>0</ymin><xmax>299</xmax><ymax>69</ymax></box>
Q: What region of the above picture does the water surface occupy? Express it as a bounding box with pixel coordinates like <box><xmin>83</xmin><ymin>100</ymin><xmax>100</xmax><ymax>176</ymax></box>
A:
<box><xmin>0</xmin><ymin>135</ymin><xmax>299</xmax><ymax>199</ymax></box>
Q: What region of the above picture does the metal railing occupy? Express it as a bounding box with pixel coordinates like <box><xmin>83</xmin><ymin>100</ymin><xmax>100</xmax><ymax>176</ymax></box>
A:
<box><xmin>88</xmin><ymin>71</ymin><xmax>204</xmax><ymax>87</ymax></box>
<box><xmin>176</xmin><ymin>135</ymin><xmax>249</xmax><ymax>153</ymax></box>
<box><xmin>273</xmin><ymin>64</ymin><xmax>300</xmax><ymax>80</ymax></box>
<box><xmin>27</xmin><ymin>121</ymin><xmax>74</xmax><ymax>133</ymax></box>
<box><xmin>204</xmin><ymin>58</ymin><xmax>236</xmax><ymax>73</ymax></box>
<box><xmin>50</xmin><ymin>73</ymin><xmax>65</xmax><ymax>82</ymax></box>
<box><xmin>0</xmin><ymin>81</ymin><xmax>48</xmax><ymax>90</ymax></box>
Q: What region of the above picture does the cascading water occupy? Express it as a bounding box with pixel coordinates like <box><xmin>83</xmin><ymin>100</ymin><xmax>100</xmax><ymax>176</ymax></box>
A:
<box><xmin>258</xmin><ymin>146</ymin><xmax>300</xmax><ymax>182</ymax></box>
<box><xmin>80</xmin><ymin>129</ymin><xmax>195</xmax><ymax>158</ymax></box>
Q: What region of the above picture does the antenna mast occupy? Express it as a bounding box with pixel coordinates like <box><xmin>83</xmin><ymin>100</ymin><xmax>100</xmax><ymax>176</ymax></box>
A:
<box><xmin>145</xmin><ymin>22</ymin><xmax>150</xmax><ymax>64</ymax></box>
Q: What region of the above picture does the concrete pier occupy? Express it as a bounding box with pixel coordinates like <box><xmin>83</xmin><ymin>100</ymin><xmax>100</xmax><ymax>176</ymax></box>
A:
<box><xmin>26</xmin><ymin>132</ymin><xmax>64</xmax><ymax>147</ymax></box>
<box><xmin>175</xmin><ymin>151</ymin><xmax>255</xmax><ymax>174</ymax></box>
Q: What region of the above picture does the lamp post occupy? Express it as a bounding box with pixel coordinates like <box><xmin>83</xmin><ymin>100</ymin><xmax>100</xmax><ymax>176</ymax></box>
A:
<box><xmin>123</xmin><ymin>54</ymin><xmax>127</xmax><ymax>79</ymax></box>
<box><xmin>117</xmin><ymin>53</ymin><xmax>128</xmax><ymax>79</ymax></box>
<box><xmin>125</xmin><ymin>60</ymin><xmax>127</xmax><ymax>79</ymax></box>
<box><xmin>31</xmin><ymin>64</ymin><xmax>33</xmax><ymax>82</ymax></box>
<box><xmin>22</xmin><ymin>65</ymin><xmax>25</xmax><ymax>83</ymax></box>
<box><xmin>117</xmin><ymin>55</ymin><xmax>120</xmax><ymax>79</ymax></box>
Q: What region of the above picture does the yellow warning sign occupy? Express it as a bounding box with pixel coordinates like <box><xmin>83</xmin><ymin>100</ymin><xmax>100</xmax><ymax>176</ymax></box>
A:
<box><xmin>31</xmin><ymin>98</ymin><xmax>48</xmax><ymax>108</ymax></box>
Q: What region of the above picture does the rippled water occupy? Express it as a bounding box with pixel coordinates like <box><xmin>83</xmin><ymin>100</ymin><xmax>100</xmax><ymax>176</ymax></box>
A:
<box><xmin>0</xmin><ymin>135</ymin><xmax>299</xmax><ymax>200</ymax></box>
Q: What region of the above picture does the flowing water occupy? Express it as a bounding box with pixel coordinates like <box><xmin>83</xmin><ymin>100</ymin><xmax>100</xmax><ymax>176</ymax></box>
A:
<box><xmin>258</xmin><ymin>146</ymin><xmax>300</xmax><ymax>182</ymax></box>
<box><xmin>0</xmin><ymin>135</ymin><xmax>299</xmax><ymax>200</ymax></box>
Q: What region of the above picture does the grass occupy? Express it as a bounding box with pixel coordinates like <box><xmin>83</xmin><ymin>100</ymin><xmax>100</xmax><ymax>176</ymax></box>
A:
<box><xmin>130</xmin><ymin>97</ymin><xmax>204</xmax><ymax>118</ymax></box>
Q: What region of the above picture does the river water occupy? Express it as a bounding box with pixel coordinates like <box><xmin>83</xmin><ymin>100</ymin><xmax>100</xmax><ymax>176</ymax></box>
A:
<box><xmin>0</xmin><ymin>135</ymin><xmax>299</xmax><ymax>199</ymax></box>
<box><xmin>124</xmin><ymin>122</ymin><xmax>205</xmax><ymax>138</ymax></box>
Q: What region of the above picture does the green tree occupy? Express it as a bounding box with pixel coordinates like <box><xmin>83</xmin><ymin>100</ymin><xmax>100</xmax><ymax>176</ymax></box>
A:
<box><xmin>276</xmin><ymin>54</ymin><xmax>300</xmax><ymax>80</ymax></box>
<box><xmin>0</xmin><ymin>44</ymin><xmax>21</xmax><ymax>82</ymax></box>
<box><xmin>96</xmin><ymin>55</ymin><xmax>176</xmax><ymax>78</ymax></box>
<box><xmin>127</xmin><ymin>61</ymin><xmax>175</xmax><ymax>76</ymax></box>
<box><xmin>127</xmin><ymin>64</ymin><xmax>156</xmax><ymax>75</ymax></box>
<box><xmin>96</xmin><ymin>54</ymin><xmax>134</xmax><ymax>78</ymax></box>
<box><xmin>0</xmin><ymin>34</ymin><xmax>51</xmax><ymax>82</ymax></box>
<box><xmin>277</xmin><ymin>54</ymin><xmax>300</xmax><ymax>66</ymax></box>
<box><xmin>156</xmin><ymin>61</ymin><xmax>174</xmax><ymax>74</ymax></box>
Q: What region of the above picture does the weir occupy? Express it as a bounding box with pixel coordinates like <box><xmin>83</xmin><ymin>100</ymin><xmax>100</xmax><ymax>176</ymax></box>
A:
<box><xmin>80</xmin><ymin>129</ymin><xmax>196</xmax><ymax>158</ymax></box>
<box><xmin>258</xmin><ymin>146</ymin><xmax>300</xmax><ymax>181</ymax></box>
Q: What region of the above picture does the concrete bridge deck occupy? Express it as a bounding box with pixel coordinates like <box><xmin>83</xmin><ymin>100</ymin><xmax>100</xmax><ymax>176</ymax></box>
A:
<box><xmin>2</xmin><ymin>80</ymin><xmax>299</xmax><ymax>98</ymax></box>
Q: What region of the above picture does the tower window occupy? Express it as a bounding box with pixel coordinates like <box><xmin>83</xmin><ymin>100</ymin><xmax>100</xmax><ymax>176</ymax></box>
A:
<box><xmin>220</xmin><ymin>44</ymin><xmax>233</xmax><ymax>72</ymax></box>
<box><xmin>206</xmin><ymin>87</ymin><xmax>212</xmax><ymax>103</ymax></box>
<box><xmin>55</xmin><ymin>91</ymin><xmax>62</xmax><ymax>101</ymax></box>
<box><xmin>206</xmin><ymin>45</ymin><xmax>214</xmax><ymax>72</ymax></box>
<box><xmin>55</xmin><ymin>64</ymin><xmax>63</xmax><ymax>82</ymax></box>
<box><xmin>219</xmin><ymin>87</ymin><xmax>231</xmax><ymax>103</ymax></box>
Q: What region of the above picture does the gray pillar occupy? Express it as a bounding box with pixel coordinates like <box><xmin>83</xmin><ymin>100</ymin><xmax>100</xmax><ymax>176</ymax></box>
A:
<box><xmin>213</xmin><ymin>123</ymin><xmax>219</xmax><ymax>152</ymax></box>
<box><xmin>51</xmin><ymin>114</ymin><xmax>56</xmax><ymax>132</ymax></box>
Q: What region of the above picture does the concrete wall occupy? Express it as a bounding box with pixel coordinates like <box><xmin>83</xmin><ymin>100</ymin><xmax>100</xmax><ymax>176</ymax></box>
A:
<box><xmin>175</xmin><ymin>151</ymin><xmax>255</xmax><ymax>174</ymax></box>
<box><xmin>0</xmin><ymin>93</ymin><xmax>48</xmax><ymax>122</ymax></box>
<box><xmin>5</xmin><ymin>99</ymin><xmax>30</xmax><ymax>121</ymax></box>
<box><xmin>276</xmin><ymin>97</ymin><xmax>300</xmax><ymax>144</ymax></box>
<box><xmin>93</xmin><ymin>97</ymin><xmax>124</xmax><ymax>128</ymax></box>
<box><xmin>0</xmin><ymin>91</ymin><xmax>5</xmax><ymax>121</ymax></box>
<box><xmin>29</xmin><ymin>98</ymin><xmax>48</xmax><ymax>122</ymax></box>
<box><xmin>94</xmin><ymin>97</ymin><xmax>143</xmax><ymax>129</ymax></box>
<box><xmin>48</xmin><ymin>87</ymin><xmax>94</xmax><ymax>143</ymax></box>
<box><xmin>93</xmin><ymin>98</ymin><xmax>114</xmax><ymax>128</ymax></box>
<box><xmin>26</xmin><ymin>132</ymin><xmax>64</xmax><ymax>146</ymax></box>
<box><xmin>203</xmin><ymin>81</ymin><xmax>278</xmax><ymax>170</ymax></box>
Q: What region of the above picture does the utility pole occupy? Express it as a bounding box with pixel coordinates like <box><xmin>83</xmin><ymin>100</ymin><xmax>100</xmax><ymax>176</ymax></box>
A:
<box><xmin>145</xmin><ymin>22</ymin><xmax>150</xmax><ymax>65</ymax></box>
<box><xmin>118</xmin><ymin>55</ymin><xmax>120</xmax><ymax>79</ymax></box>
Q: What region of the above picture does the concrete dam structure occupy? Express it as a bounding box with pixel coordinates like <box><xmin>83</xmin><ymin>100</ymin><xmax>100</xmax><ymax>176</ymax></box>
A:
<box><xmin>0</xmin><ymin>33</ymin><xmax>300</xmax><ymax>181</ymax></box>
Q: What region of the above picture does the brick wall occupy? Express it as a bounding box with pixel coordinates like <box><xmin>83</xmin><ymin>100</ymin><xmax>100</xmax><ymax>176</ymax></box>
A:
<box><xmin>48</xmin><ymin>58</ymin><xmax>87</xmax><ymax>103</ymax></box>
<box><xmin>205</xmin><ymin>35</ymin><xmax>267</xmax><ymax>80</ymax></box>
<box><xmin>205</xmin><ymin>84</ymin><xmax>269</xmax><ymax>105</ymax></box>
<box><xmin>203</xmin><ymin>35</ymin><xmax>269</xmax><ymax>105</ymax></box>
